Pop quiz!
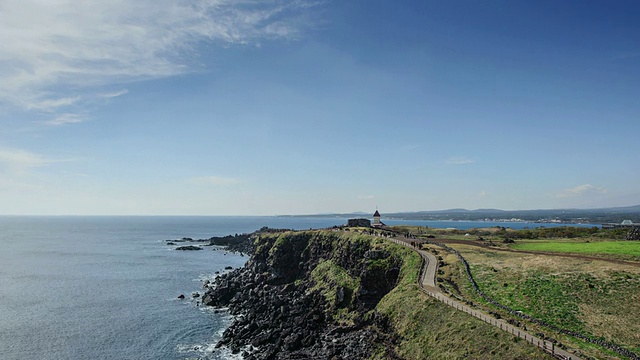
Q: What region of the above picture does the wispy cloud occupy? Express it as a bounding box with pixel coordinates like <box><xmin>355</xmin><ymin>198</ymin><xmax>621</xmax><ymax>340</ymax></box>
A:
<box><xmin>478</xmin><ymin>191</ymin><xmax>488</xmax><ymax>198</ymax></box>
<box><xmin>398</xmin><ymin>144</ymin><xmax>420</xmax><ymax>152</ymax></box>
<box><xmin>0</xmin><ymin>0</ymin><xmax>316</xmax><ymax>118</ymax></box>
<box><xmin>26</xmin><ymin>96</ymin><xmax>82</xmax><ymax>112</ymax></box>
<box><xmin>98</xmin><ymin>89</ymin><xmax>129</xmax><ymax>99</ymax></box>
<box><xmin>0</xmin><ymin>148</ymin><xmax>52</xmax><ymax>168</ymax></box>
<box><xmin>0</xmin><ymin>148</ymin><xmax>66</xmax><ymax>178</ymax></box>
<box><xmin>611</xmin><ymin>52</ymin><xmax>640</xmax><ymax>61</ymax></box>
<box><xmin>45</xmin><ymin>113</ymin><xmax>87</xmax><ymax>126</ymax></box>
<box><xmin>190</xmin><ymin>175</ymin><xmax>241</xmax><ymax>186</ymax></box>
<box><xmin>0</xmin><ymin>147</ymin><xmax>76</xmax><ymax>171</ymax></box>
<box><xmin>358</xmin><ymin>195</ymin><xmax>375</xmax><ymax>200</ymax></box>
<box><xmin>445</xmin><ymin>157</ymin><xmax>475</xmax><ymax>165</ymax></box>
<box><xmin>556</xmin><ymin>184</ymin><xmax>608</xmax><ymax>198</ymax></box>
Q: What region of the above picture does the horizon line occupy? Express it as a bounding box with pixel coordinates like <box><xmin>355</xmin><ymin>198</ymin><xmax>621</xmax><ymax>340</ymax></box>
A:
<box><xmin>1</xmin><ymin>204</ymin><xmax>639</xmax><ymax>217</ymax></box>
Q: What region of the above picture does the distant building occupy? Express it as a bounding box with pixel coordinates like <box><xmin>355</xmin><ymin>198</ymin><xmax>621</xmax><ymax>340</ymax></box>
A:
<box><xmin>347</xmin><ymin>218</ymin><xmax>371</xmax><ymax>227</ymax></box>
<box><xmin>602</xmin><ymin>220</ymin><xmax>639</xmax><ymax>229</ymax></box>
<box><xmin>346</xmin><ymin>209</ymin><xmax>386</xmax><ymax>228</ymax></box>
<box><xmin>373</xmin><ymin>210</ymin><xmax>381</xmax><ymax>226</ymax></box>
<box><xmin>372</xmin><ymin>210</ymin><xmax>386</xmax><ymax>227</ymax></box>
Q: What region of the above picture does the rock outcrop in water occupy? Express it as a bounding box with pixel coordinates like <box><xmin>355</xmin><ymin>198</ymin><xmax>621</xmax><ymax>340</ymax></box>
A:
<box><xmin>174</xmin><ymin>245</ymin><xmax>203</xmax><ymax>251</ymax></box>
<box><xmin>202</xmin><ymin>230</ymin><xmax>403</xmax><ymax>359</ymax></box>
<box><xmin>208</xmin><ymin>233</ymin><xmax>254</xmax><ymax>254</ymax></box>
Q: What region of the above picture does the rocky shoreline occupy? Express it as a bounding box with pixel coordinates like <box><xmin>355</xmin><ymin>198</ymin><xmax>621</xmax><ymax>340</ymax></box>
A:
<box><xmin>202</xmin><ymin>230</ymin><xmax>404</xmax><ymax>359</ymax></box>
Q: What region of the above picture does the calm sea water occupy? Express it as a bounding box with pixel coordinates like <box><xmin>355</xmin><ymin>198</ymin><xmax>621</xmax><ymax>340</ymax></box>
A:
<box><xmin>0</xmin><ymin>216</ymin><xmax>596</xmax><ymax>360</ymax></box>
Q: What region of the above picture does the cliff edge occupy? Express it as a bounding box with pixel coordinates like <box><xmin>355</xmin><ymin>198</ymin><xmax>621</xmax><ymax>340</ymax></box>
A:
<box><xmin>203</xmin><ymin>230</ymin><xmax>403</xmax><ymax>359</ymax></box>
<box><xmin>203</xmin><ymin>229</ymin><xmax>551</xmax><ymax>360</ymax></box>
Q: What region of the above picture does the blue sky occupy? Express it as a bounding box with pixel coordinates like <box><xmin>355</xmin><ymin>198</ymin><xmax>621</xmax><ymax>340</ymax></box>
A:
<box><xmin>1</xmin><ymin>0</ymin><xmax>639</xmax><ymax>215</ymax></box>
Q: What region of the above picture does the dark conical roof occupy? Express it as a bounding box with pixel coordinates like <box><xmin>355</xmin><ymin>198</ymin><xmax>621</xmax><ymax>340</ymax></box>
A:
<box><xmin>373</xmin><ymin>210</ymin><xmax>380</xmax><ymax>217</ymax></box>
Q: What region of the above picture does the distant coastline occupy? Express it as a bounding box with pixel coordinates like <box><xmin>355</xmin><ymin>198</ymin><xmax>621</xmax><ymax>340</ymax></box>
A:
<box><xmin>281</xmin><ymin>204</ymin><xmax>640</xmax><ymax>225</ymax></box>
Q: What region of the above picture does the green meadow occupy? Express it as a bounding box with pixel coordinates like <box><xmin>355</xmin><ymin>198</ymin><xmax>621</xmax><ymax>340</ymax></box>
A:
<box><xmin>511</xmin><ymin>240</ymin><xmax>640</xmax><ymax>260</ymax></box>
<box><xmin>417</xmin><ymin>225</ymin><xmax>640</xmax><ymax>359</ymax></box>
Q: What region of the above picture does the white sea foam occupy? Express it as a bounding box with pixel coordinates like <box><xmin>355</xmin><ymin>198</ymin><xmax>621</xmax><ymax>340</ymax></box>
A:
<box><xmin>176</xmin><ymin>337</ymin><xmax>245</xmax><ymax>360</ymax></box>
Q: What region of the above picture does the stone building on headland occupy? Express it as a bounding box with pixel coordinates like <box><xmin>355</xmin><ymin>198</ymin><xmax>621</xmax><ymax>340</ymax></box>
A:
<box><xmin>372</xmin><ymin>210</ymin><xmax>382</xmax><ymax>227</ymax></box>
<box><xmin>347</xmin><ymin>209</ymin><xmax>386</xmax><ymax>228</ymax></box>
<box><xmin>372</xmin><ymin>210</ymin><xmax>387</xmax><ymax>228</ymax></box>
<box><xmin>347</xmin><ymin>218</ymin><xmax>371</xmax><ymax>227</ymax></box>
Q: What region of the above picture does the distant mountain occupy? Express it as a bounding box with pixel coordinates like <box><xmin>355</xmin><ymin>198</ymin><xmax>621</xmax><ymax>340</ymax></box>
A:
<box><xmin>599</xmin><ymin>205</ymin><xmax>640</xmax><ymax>212</ymax></box>
<box><xmin>296</xmin><ymin>205</ymin><xmax>640</xmax><ymax>224</ymax></box>
<box><xmin>383</xmin><ymin>205</ymin><xmax>640</xmax><ymax>224</ymax></box>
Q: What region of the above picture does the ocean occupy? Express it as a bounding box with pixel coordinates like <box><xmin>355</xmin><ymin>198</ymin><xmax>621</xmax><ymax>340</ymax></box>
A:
<box><xmin>0</xmin><ymin>216</ymin><xmax>596</xmax><ymax>359</ymax></box>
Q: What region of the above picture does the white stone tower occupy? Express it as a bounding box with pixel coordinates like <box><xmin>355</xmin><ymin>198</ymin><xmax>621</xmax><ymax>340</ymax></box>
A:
<box><xmin>373</xmin><ymin>209</ymin><xmax>381</xmax><ymax>227</ymax></box>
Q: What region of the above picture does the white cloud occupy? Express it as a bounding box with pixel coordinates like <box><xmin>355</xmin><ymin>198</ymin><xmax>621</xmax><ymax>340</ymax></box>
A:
<box><xmin>45</xmin><ymin>113</ymin><xmax>87</xmax><ymax>126</ymax></box>
<box><xmin>556</xmin><ymin>184</ymin><xmax>608</xmax><ymax>198</ymax></box>
<box><xmin>612</xmin><ymin>52</ymin><xmax>640</xmax><ymax>60</ymax></box>
<box><xmin>0</xmin><ymin>148</ymin><xmax>63</xmax><ymax>183</ymax></box>
<box><xmin>398</xmin><ymin>144</ymin><xmax>420</xmax><ymax>152</ymax></box>
<box><xmin>190</xmin><ymin>175</ymin><xmax>241</xmax><ymax>186</ymax></box>
<box><xmin>445</xmin><ymin>157</ymin><xmax>474</xmax><ymax>165</ymax></box>
<box><xmin>0</xmin><ymin>148</ymin><xmax>75</xmax><ymax>175</ymax></box>
<box><xmin>0</xmin><ymin>0</ymin><xmax>316</xmax><ymax>116</ymax></box>
<box><xmin>0</xmin><ymin>148</ymin><xmax>53</xmax><ymax>169</ymax></box>
<box><xmin>26</xmin><ymin>96</ymin><xmax>82</xmax><ymax>112</ymax></box>
<box><xmin>98</xmin><ymin>89</ymin><xmax>129</xmax><ymax>99</ymax></box>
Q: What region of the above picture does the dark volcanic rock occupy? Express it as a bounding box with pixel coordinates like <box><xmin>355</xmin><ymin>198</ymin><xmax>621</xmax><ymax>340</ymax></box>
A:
<box><xmin>175</xmin><ymin>245</ymin><xmax>203</xmax><ymax>251</ymax></box>
<box><xmin>626</xmin><ymin>227</ymin><xmax>640</xmax><ymax>240</ymax></box>
<box><xmin>203</xmin><ymin>231</ymin><xmax>402</xmax><ymax>360</ymax></box>
<box><xmin>208</xmin><ymin>233</ymin><xmax>254</xmax><ymax>254</ymax></box>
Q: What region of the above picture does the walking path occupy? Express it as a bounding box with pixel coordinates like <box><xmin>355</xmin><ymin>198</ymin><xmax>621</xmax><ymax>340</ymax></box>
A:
<box><xmin>388</xmin><ymin>237</ymin><xmax>581</xmax><ymax>360</ymax></box>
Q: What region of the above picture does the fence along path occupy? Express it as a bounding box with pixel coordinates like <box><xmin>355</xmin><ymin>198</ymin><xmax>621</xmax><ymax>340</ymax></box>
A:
<box><xmin>387</xmin><ymin>237</ymin><xmax>582</xmax><ymax>360</ymax></box>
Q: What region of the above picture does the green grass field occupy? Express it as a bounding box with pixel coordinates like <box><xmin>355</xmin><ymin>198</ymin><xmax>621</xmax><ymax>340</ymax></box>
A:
<box><xmin>374</xmin><ymin>244</ymin><xmax>550</xmax><ymax>360</ymax></box>
<box><xmin>438</xmin><ymin>243</ymin><xmax>640</xmax><ymax>359</ymax></box>
<box><xmin>511</xmin><ymin>241</ymin><xmax>640</xmax><ymax>259</ymax></box>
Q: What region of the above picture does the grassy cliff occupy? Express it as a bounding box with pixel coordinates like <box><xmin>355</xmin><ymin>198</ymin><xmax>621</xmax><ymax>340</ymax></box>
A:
<box><xmin>427</xmin><ymin>230</ymin><xmax>640</xmax><ymax>359</ymax></box>
<box><xmin>371</xmin><ymin>238</ymin><xmax>549</xmax><ymax>359</ymax></box>
<box><xmin>247</xmin><ymin>230</ymin><xmax>551</xmax><ymax>359</ymax></box>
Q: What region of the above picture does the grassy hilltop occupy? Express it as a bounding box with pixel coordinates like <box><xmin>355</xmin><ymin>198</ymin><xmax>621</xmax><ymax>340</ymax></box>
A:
<box><xmin>265</xmin><ymin>229</ymin><xmax>553</xmax><ymax>359</ymax></box>
<box><xmin>408</xmin><ymin>225</ymin><xmax>640</xmax><ymax>360</ymax></box>
<box><xmin>371</xmin><ymin>240</ymin><xmax>549</xmax><ymax>359</ymax></box>
<box><xmin>209</xmin><ymin>226</ymin><xmax>640</xmax><ymax>359</ymax></box>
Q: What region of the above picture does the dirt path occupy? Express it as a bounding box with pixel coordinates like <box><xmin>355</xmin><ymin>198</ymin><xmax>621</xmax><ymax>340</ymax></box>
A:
<box><xmin>430</xmin><ymin>238</ymin><xmax>640</xmax><ymax>267</ymax></box>
<box><xmin>389</xmin><ymin>236</ymin><xmax>582</xmax><ymax>360</ymax></box>
<box><xmin>389</xmin><ymin>238</ymin><xmax>437</xmax><ymax>289</ymax></box>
